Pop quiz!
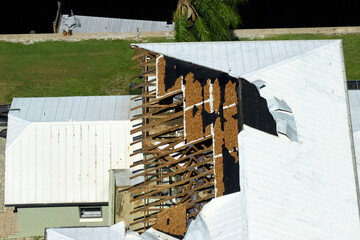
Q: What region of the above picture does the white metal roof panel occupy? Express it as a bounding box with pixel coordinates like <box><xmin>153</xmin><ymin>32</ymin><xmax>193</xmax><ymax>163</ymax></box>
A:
<box><xmin>9</xmin><ymin>95</ymin><xmax>138</xmax><ymax>123</ymax></box>
<box><xmin>132</xmin><ymin>40</ymin><xmax>336</xmax><ymax>78</ymax></box>
<box><xmin>348</xmin><ymin>90</ymin><xmax>360</xmax><ymax>196</ymax></box>
<box><xmin>184</xmin><ymin>192</ymin><xmax>247</xmax><ymax>240</ymax></box>
<box><xmin>58</xmin><ymin>15</ymin><xmax>174</xmax><ymax>33</ymax></box>
<box><xmin>236</xmin><ymin>41</ymin><xmax>360</xmax><ymax>239</ymax></box>
<box><xmin>349</xmin><ymin>90</ymin><xmax>360</xmax><ymax>132</ymax></box>
<box><xmin>5</xmin><ymin>96</ymin><xmax>142</xmax><ymax>205</ymax></box>
<box><xmin>7</xmin><ymin>95</ymin><xmax>141</xmax><ymax>150</ymax></box>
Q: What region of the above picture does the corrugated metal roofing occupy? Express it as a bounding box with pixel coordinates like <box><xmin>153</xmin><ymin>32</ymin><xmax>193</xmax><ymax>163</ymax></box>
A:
<box><xmin>58</xmin><ymin>15</ymin><xmax>174</xmax><ymax>33</ymax></box>
<box><xmin>9</xmin><ymin>95</ymin><xmax>138</xmax><ymax>123</ymax></box>
<box><xmin>6</xmin><ymin>96</ymin><xmax>141</xmax><ymax>150</ymax></box>
<box><xmin>5</xmin><ymin>96</ymin><xmax>142</xmax><ymax>205</ymax></box>
<box><xmin>132</xmin><ymin>40</ymin><xmax>336</xmax><ymax>78</ymax></box>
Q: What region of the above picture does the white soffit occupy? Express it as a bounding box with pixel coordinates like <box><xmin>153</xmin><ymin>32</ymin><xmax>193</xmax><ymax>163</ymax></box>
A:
<box><xmin>132</xmin><ymin>40</ymin><xmax>337</xmax><ymax>78</ymax></box>
<box><xmin>236</xmin><ymin>41</ymin><xmax>360</xmax><ymax>239</ymax></box>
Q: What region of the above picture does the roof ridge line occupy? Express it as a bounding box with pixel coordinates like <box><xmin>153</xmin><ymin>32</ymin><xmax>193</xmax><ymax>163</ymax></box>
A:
<box><xmin>240</xmin><ymin>40</ymin><xmax>341</xmax><ymax>78</ymax></box>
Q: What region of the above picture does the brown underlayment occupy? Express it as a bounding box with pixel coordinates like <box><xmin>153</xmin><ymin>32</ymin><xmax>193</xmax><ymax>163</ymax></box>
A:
<box><xmin>213</xmin><ymin>117</ymin><xmax>225</xmax><ymax>156</ymax></box>
<box><xmin>223</xmin><ymin>105</ymin><xmax>239</xmax><ymax>160</ymax></box>
<box><xmin>212</xmin><ymin>78</ymin><xmax>221</xmax><ymax>112</ymax></box>
<box><xmin>224</xmin><ymin>81</ymin><xmax>238</xmax><ymax>106</ymax></box>
<box><xmin>214</xmin><ymin>156</ymin><xmax>225</xmax><ymax>197</ymax></box>
<box><xmin>153</xmin><ymin>204</ymin><xmax>187</xmax><ymax>236</ymax></box>
<box><xmin>203</xmin><ymin>79</ymin><xmax>211</xmax><ymax>101</ymax></box>
<box><xmin>184</xmin><ymin>73</ymin><xmax>204</xmax><ymax>107</ymax></box>
<box><xmin>212</xmin><ymin>84</ymin><xmax>239</xmax><ymax>196</ymax></box>
<box><xmin>184</xmin><ymin>103</ymin><xmax>211</xmax><ymax>142</ymax></box>
<box><xmin>157</xmin><ymin>56</ymin><xmax>182</xmax><ymax>96</ymax></box>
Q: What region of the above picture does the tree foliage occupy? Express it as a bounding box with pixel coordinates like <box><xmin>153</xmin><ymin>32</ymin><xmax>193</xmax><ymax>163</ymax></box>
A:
<box><xmin>174</xmin><ymin>0</ymin><xmax>247</xmax><ymax>42</ymax></box>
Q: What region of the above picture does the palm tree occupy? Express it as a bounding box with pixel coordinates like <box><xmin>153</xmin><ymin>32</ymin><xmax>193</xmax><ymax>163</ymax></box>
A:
<box><xmin>174</xmin><ymin>0</ymin><xmax>247</xmax><ymax>42</ymax></box>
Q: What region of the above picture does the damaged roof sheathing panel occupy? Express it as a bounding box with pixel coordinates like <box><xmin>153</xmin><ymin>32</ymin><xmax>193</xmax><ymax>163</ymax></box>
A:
<box><xmin>131</xmin><ymin>40</ymin><xmax>360</xmax><ymax>239</ymax></box>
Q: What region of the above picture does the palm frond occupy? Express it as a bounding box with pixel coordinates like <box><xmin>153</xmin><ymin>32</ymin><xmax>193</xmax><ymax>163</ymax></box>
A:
<box><xmin>192</xmin><ymin>17</ymin><xmax>211</xmax><ymax>41</ymax></box>
<box><xmin>174</xmin><ymin>8</ymin><xmax>191</xmax><ymax>42</ymax></box>
<box><xmin>174</xmin><ymin>0</ymin><xmax>246</xmax><ymax>42</ymax></box>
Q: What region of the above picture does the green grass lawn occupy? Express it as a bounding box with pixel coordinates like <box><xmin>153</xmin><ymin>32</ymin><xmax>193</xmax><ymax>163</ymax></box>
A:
<box><xmin>0</xmin><ymin>34</ymin><xmax>359</xmax><ymax>104</ymax></box>
<box><xmin>0</xmin><ymin>38</ymin><xmax>172</xmax><ymax>104</ymax></box>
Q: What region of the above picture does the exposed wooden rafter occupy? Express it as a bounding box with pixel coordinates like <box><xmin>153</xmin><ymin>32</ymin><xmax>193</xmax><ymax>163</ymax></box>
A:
<box><xmin>128</xmin><ymin>47</ymin><xmax>215</xmax><ymax>233</ymax></box>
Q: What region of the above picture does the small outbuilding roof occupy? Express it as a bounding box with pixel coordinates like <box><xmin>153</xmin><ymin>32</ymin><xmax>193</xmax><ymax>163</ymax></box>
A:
<box><xmin>59</xmin><ymin>15</ymin><xmax>174</xmax><ymax>34</ymax></box>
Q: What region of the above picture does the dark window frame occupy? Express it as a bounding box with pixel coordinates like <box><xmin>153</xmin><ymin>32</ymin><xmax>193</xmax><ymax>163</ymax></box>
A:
<box><xmin>79</xmin><ymin>206</ymin><xmax>102</xmax><ymax>219</ymax></box>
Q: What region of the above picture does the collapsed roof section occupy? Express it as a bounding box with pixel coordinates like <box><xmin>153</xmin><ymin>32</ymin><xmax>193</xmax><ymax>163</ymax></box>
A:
<box><xmin>128</xmin><ymin>47</ymin><xmax>277</xmax><ymax>235</ymax></box>
<box><xmin>128</xmin><ymin>40</ymin><xmax>360</xmax><ymax>239</ymax></box>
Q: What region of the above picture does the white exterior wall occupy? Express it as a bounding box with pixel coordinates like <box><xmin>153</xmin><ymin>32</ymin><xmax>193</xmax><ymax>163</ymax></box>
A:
<box><xmin>5</xmin><ymin>120</ymin><xmax>141</xmax><ymax>205</ymax></box>
<box><xmin>236</xmin><ymin>41</ymin><xmax>360</xmax><ymax>239</ymax></box>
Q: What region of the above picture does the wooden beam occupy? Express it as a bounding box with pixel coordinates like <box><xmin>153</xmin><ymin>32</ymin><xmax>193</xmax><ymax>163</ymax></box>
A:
<box><xmin>130</xmin><ymin>181</ymin><xmax>214</xmax><ymax>214</ymax></box>
<box><xmin>130</xmin><ymin>157</ymin><xmax>213</xmax><ymax>191</ymax></box>
<box><xmin>131</xmin><ymin>100</ymin><xmax>183</xmax><ymax>122</ymax></box>
<box><xmin>131</xmin><ymin>136</ymin><xmax>212</xmax><ymax>168</ymax></box>
<box><xmin>130</xmin><ymin>125</ymin><xmax>184</xmax><ymax>146</ymax></box>
<box><xmin>131</xmin><ymin>89</ymin><xmax>156</xmax><ymax>100</ymax></box>
<box><xmin>132</xmin><ymin>169</ymin><xmax>213</xmax><ymax>202</ymax></box>
<box><xmin>131</xmin><ymin>111</ymin><xmax>183</xmax><ymax>135</ymax></box>
<box><xmin>131</xmin><ymin>58</ymin><xmax>157</xmax><ymax>69</ymax></box>
<box><xmin>131</xmin><ymin>50</ymin><xmax>157</xmax><ymax>61</ymax></box>
<box><xmin>131</xmin><ymin>90</ymin><xmax>182</xmax><ymax>111</ymax></box>
<box><xmin>131</xmin><ymin>69</ymin><xmax>156</xmax><ymax>80</ymax></box>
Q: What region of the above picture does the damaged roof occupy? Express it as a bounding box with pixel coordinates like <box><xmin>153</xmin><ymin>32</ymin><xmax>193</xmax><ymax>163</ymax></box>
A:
<box><xmin>131</xmin><ymin>40</ymin><xmax>360</xmax><ymax>239</ymax></box>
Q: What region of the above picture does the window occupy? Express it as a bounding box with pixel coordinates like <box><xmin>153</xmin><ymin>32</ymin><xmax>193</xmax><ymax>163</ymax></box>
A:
<box><xmin>79</xmin><ymin>206</ymin><xmax>102</xmax><ymax>219</ymax></box>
